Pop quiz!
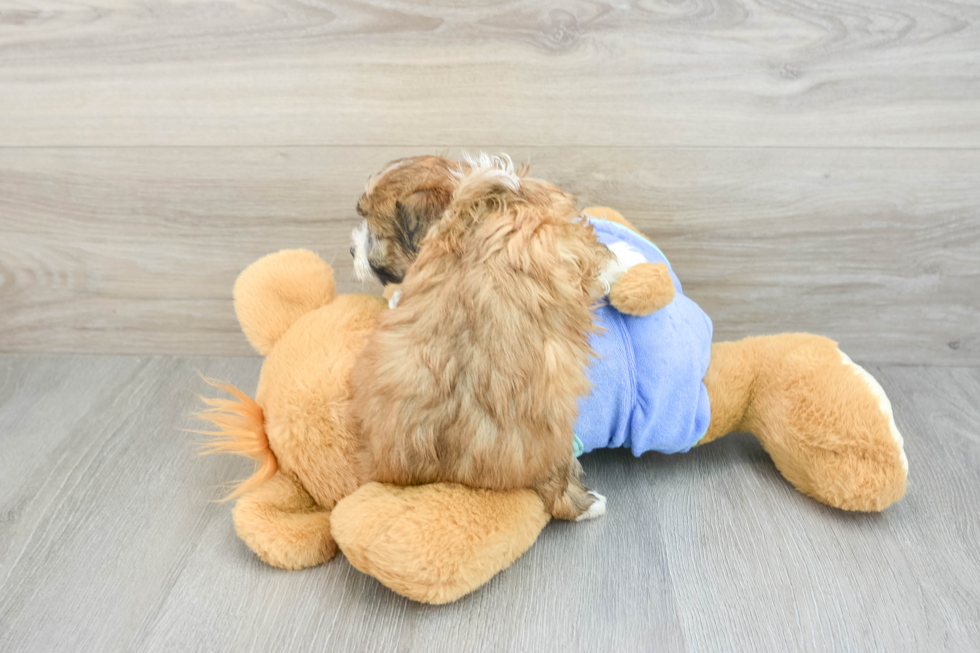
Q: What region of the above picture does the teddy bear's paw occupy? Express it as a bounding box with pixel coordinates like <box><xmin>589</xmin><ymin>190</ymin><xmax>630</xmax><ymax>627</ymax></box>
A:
<box><xmin>232</xmin><ymin>473</ymin><xmax>338</xmax><ymax>570</ymax></box>
<box><xmin>609</xmin><ymin>262</ymin><xmax>676</xmax><ymax>316</ymax></box>
<box><xmin>758</xmin><ymin>336</ymin><xmax>909</xmax><ymax>511</ymax></box>
<box><xmin>838</xmin><ymin>350</ymin><xmax>908</xmax><ymax>475</ymax></box>
<box><xmin>575</xmin><ymin>491</ymin><xmax>607</xmax><ymax>522</ymax></box>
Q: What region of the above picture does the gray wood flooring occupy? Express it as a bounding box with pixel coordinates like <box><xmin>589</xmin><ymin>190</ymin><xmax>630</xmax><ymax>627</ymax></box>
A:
<box><xmin>1</xmin><ymin>354</ymin><xmax>978</xmax><ymax>652</ymax></box>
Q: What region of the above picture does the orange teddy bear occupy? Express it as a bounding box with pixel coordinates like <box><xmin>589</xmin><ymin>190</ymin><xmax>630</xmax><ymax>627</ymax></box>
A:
<box><xmin>198</xmin><ymin>208</ymin><xmax>907</xmax><ymax>604</ymax></box>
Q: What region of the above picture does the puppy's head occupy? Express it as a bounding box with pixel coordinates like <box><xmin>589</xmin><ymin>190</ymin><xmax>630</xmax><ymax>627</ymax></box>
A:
<box><xmin>418</xmin><ymin>153</ymin><xmax>608</xmax><ymax>302</ymax></box>
<box><xmin>351</xmin><ymin>156</ymin><xmax>457</xmax><ymax>285</ymax></box>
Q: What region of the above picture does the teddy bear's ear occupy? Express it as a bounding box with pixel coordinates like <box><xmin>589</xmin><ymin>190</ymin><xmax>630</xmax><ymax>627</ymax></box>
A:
<box><xmin>233</xmin><ymin>250</ymin><xmax>336</xmax><ymax>355</ymax></box>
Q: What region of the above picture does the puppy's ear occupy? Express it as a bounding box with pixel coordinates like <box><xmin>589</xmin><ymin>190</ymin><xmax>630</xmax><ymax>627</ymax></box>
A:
<box><xmin>396</xmin><ymin>189</ymin><xmax>450</xmax><ymax>253</ymax></box>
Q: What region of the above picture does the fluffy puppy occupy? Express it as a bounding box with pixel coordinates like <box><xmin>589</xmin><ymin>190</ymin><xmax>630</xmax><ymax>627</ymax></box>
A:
<box><xmin>350</xmin><ymin>155</ymin><xmax>612</xmax><ymax>521</ymax></box>
<box><xmin>351</xmin><ymin>155</ymin><xmax>459</xmax><ymax>288</ymax></box>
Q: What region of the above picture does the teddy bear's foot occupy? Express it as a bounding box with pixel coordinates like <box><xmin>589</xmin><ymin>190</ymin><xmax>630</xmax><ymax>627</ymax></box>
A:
<box><xmin>332</xmin><ymin>482</ymin><xmax>549</xmax><ymax>604</ymax></box>
<box><xmin>232</xmin><ymin>471</ymin><xmax>336</xmax><ymax>570</ymax></box>
<box><xmin>754</xmin><ymin>336</ymin><xmax>907</xmax><ymax>511</ymax></box>
<box><xmin>704</xmin><ymin>335</ymin><xmax>908</xmax><ymax>512</ymax></box>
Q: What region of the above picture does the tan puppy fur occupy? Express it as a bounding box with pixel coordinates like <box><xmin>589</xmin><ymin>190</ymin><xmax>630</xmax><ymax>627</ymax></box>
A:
<box><xmin>352</xmin><ymin>155</ymin><xmax>459</xmax><ymax>285</ymax></box>
<box><xmin>350</xmin><ymin>155</ymin><xmax>612</xmax><ymax>520</ymax></box>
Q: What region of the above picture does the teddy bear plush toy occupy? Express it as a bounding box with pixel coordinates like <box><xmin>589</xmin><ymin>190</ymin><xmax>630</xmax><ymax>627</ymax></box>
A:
<box><xmin>198</xmin><ymin>207</ymin><xmax>908</xmax><ymax>605</ymax></box>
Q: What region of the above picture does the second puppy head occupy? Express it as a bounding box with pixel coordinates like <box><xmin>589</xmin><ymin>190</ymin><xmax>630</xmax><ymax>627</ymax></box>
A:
<box><xmin>351</xmin><ymin>155</ymin><xmax>457</xmax><ymax>285</ymax></box>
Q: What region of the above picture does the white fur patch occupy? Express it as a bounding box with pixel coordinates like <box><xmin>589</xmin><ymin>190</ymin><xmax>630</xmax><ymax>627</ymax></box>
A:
<box><xmin>351</xmin><ymin>220</ymin><xmax>372</xmax><ymax>282</ymax></box>
<box><xmin>576</xmin><ymin>491</ymin><xmax>607</xmax><ymax>521</ymax></box>
<box><xmin>838</xmin><ymin>350</ymin><xmax>909</xmax><ymax>475</ymax></box>
<box><xmin>599</xmin><ymin>241</ymin><xmax>647</xmax><ymax>295</ymax></box>
<box><xmin>387</xmin><ymin>288</ymin><xmax>402</xmax><ymax>309</ymax></box>
<box><xmin>455</xmin><ymin>152</ymin><xmax>521</xmax><ymax>191</ymax></box>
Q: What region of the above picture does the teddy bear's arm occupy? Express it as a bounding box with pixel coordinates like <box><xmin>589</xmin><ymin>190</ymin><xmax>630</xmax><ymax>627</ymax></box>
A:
<box><xmin>582</xmin><ymin>207</ymin><xmax>676</xmax><ymax>316</ymax></box>
<box><xmin>331</xmin><ymin>482</ymin><xmax>549</xmax><ymax>604</ymax></box>
<box><xmin>609</xmin><ymin>262</ymin><xmax>676</xmax><ymax>316</ymax></box>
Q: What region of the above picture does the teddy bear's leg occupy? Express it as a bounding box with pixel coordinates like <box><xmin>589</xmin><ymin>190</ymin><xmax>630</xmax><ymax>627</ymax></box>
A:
<box><xmin>232</xmin><ymin>471</ymin><xmax>336</xmax><ymax>570</ymax></box>
<box><xmin>699</xmin><ymin>334</ymin><xmax>908</xmax><ymax>511</ymax></box>
<box><xmin>331</xmin><ymin>482</ymin><xmax>549</xmax><ymax>604</ymax></box>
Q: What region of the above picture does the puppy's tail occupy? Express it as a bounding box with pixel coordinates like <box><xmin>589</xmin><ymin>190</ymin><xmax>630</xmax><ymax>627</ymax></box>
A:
<box><xmin>194</xmin><ymin>375</ymin><xmax>278</xmax><ymax>501</ymax></box>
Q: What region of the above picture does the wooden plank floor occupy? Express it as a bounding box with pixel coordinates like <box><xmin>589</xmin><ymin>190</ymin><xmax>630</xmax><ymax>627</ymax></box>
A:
<box><xmin>1</xmin><ymin>354</ymin><xmax>978</xmax><ymax>652</ymax></box>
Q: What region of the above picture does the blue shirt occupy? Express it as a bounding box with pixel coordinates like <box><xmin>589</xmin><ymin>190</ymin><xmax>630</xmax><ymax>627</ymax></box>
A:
<box><xmin>573</xmin><ymin>218</ymin><xmax>713</xmax><ymax>456</ymax></box>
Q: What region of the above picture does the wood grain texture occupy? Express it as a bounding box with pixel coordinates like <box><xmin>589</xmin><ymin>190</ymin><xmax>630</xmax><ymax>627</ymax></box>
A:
<box><xmin>2</xmin><ymin>147</ymin><xmax>977</xmax><ymax>362</ymax></box>
<box><xmin>1</xmin><ymin>354</ymin><xmax>979</xmax><ymax>652</ymax></box>
<box><xmin>0</xmin><ymin>0</ymin><xmax>978</xmax><ymax>147</ymax></box>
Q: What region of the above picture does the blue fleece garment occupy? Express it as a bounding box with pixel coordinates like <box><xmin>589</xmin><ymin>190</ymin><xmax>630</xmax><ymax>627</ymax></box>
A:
<box><xmin>573</xmin><ymin>218</ymin><xmax>713</xmax><ymax>456</ymax></box>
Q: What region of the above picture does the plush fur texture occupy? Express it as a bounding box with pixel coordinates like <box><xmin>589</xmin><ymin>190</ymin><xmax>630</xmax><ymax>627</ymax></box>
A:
<box><xmin>198</xmin><ymin>208</ymin><xmax>908</xmax><ymax>605</ymax></box>
<box><xmin>234</xmin><ymin>249</ymin><xmax>337</xmax><ymax>355</ymax></box>
<box><xmin>232</xmin><ymin>471</ymin><xmax>335</xmax><ymax>570</ymax></box>
<box><xmin>608</xmin><ymin>262</ymin><xmax>676</xmax><ymax>316</ymax></box>
<box><xmin>700</xmin><ymin>334</ymin><xmax>907</xmax><ymax>511</ymax></box>
<box><xmin>332</xmin><ymin>482</ymin><xmax>548</xmax><ymax>604</ymax></box>
<box><xmin>350</xmin><ymin>159</ymin><xmax>612</xmax><ymax>520</ymax></box>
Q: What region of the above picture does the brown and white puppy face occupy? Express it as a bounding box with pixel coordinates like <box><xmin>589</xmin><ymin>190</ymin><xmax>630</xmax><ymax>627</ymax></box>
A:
<box><xmin>351</xmin><ymin>156</ymin><xmax>457</xmax><ymax>285</ymax></box>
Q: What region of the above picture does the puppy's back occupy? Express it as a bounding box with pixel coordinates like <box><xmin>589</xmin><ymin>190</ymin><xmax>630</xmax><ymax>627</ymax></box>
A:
<box><xmin>350</xmin><ymin>157</ymin><xmax>610</xmax><ymax>511</ymax></box>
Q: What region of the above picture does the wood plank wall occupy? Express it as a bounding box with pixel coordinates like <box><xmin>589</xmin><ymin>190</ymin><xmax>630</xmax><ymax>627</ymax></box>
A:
<box><xmin>1</xmin><ymin>0</ymin><xmax>978</xmax><ymax>362</ymax></box>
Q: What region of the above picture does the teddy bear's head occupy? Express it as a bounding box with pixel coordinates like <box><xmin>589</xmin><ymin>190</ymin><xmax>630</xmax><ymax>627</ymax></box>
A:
<box><xmin>228</xmin><ymin>249</ymin><xmax>387</xmax><ymax>510</ymax></box>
